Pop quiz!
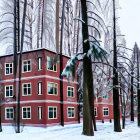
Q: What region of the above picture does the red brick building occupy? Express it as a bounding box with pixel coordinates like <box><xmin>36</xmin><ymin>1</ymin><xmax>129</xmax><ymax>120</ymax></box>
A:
<box><xmin>1</xmin><ymin>48</ymin><xmax>78</xmax><ymax>127</ymax></box>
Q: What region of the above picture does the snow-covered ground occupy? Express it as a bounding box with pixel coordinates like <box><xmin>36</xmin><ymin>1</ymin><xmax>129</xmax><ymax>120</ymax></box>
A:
<box><xmin>0</xmin><ymin>119</ymin><xmax>140</xmax><ymax>140</ymax></box>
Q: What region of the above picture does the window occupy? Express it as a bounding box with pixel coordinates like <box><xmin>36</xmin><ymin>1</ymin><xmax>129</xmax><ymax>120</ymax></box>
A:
<box><xmin>94</xmin><ymin>107</ymin><xmax>97</xmax><ymax>117</ymax></box>
<box><xmin>22</xmin><ymin>83</ymin><xmax>31</xmax><ymax>96</ymax></box>
<box><xmin>48</xmin><ymin>82</ymin><xmax>57</xmax><ymax>95</ymax></box>
<box><xmin>38</xmin><ymin>82</ymin><xmax>42</xmax><ymax>95</ymax></box>
<box><xmin>47</xmin><ymin>56</ymin><xmax>57</xmax><ymax>72</ymax></box>
<box><xmin>48</xmin><ymin>106</ymin><xmax>57</xmax><ymax>119</ymax></box>
<box><xmin>103</xmin><ymin>93</ymin><xmax>108</xmax><ymax>99</ymax></box>
<box><xmin>67</xmin><ymin>107</ymin><xmax>75</xmax><ymax>118</ymax></box>
<box><xmin>5</xmin><ymin>63</ymin><xmax>13</xmax><ymax>75</ymax></box>
<box><xmin>22</xmin><ymin>60</ymin><xmax>31</xmax><ymax>73</ymax></box>
<box><xmin>5</xmin><ymin>85</ymin><xmax>13</xmax><ymax>97</ymax></box>
<box><xmin>22</xmin><ymin>107</ymin><xmax>31</xmax><ymax>119</ymax></box>
<box><xmin>38</xmin><ymin>57</ymin><xmax>42</xmax><ymax>70</ymax></box>
<box><xmin>38</xmin><ymin>106</ymin><xmax>42</xmax><ymax>120</ymax></box>
<box><xmin>5</xmin><ymin>107</ymin><xmax>14</xmax><ymax>120</ymax></box>
<box><xmin>67</xmin><ymin>86</ymin><xmax>74</xmax><ymax>98</ymax></box>
<box><xmin>103</xmin><ymin>107</ymin><xmax>109</xmax><ymax>116</ymax></box>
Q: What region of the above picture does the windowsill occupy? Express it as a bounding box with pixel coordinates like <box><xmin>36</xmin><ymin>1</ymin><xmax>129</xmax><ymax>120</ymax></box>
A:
<box><xmin>68</xmin><ymin>117</ymin><xmax>75</xmax><ymax>119</ymax></box>
<box><xmin>22</xmin><ymin>118</ymin><xmax>31</xmax><ymax>120</ymax></box>
<box><xmin>38</xmin><ymin>94</ymin><xmax>43</xmax><ymax>95</ymax></box>
<box><xmin>48</xmin><ymin>94</ymin><xmax>58</xmax><ymax>96</ymax></box>
<box><xmin>22</xmin><ymin>71</ymin><xmax>31</xmax><ymax>73</ymax></box>
<box><xmin>5</xmin><ymin>73</ymin><xmax>13</xmax><ymax>75</ymax></box>
<box><xmin>38</xmin><ymin>69</ymin><xmax>42</xmax><ymax>71</ymax></box>
<box><xmin>47</xmin><ymin>69</ymin><xmax>57</xmax><ymax>73</ymax></box>
<box><xmin>38</xmin><ymin>119</ymin><xmax>42</xmax><ymax>120</ymax></box>
<box><xmin>22</xmin><ymin>94</ymin><xmax>32</xmax><ymax>96</ymax></box>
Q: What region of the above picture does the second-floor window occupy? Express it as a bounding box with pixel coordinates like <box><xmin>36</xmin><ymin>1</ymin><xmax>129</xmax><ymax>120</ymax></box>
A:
<box><xmin>38</xmin><ymin>57</ymin><xmax>42</xmax><ymax>70</ymax></box>
<box><xmin>47</xmin><ymin>56</ymin><xmax>57</xmax><ymax>72</ymax></box>
<box><xmin>48</xmin><ymin>82</ymin><xmax>57</xmax><ymax>95</ymax></box>
<box><xmin>22</xmin><ymin>83</ymin><xmax>31</xmax><ymax>96</ymax></box>
<box><xmin>67</xmin><ymin>86</ymin><xmax>74</xmax><ymax>98</ymax></box>
<box><xmin>103</xmin><ymin>93</ymin><xmax>108</xmax><ymax>99</ymax></box>
<box><xmin>5</xmin><ymin>85</ymin><xmax>13</xmax><ymax>97</ymax></box>
<box><xmin>22</xmin><ymin>60</ymin><xmax>31</xmax><ymax>73</ymax></box>
<box><xmin>38</xmin><ymin>82</ymin><xmax>42</xmax><ymax>95</ymax></box>
<box><xmin>5</xmin><ymin>63</ymin><xmax>13</xmax><ymax>75</ymax></box>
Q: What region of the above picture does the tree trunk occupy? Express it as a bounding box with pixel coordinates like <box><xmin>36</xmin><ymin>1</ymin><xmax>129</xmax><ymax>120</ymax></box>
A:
<box><xmin>131</xmin><ymin>70</ymin><xmax>134</xmax><ymax>121</ymax></box>
<box><xmin>81</xmin><ymin>0</ymin><xmax>94</xmax><ymax>136</ymax></box>
<box><xmin>113</xmin><ymin>0</ymin><xmax>122</xmax><ymax>132</ymax></box>
<box><xmin>137</xmin><ymin>45</ymin><xmax>140</xmax><ymax>126</ymax></box>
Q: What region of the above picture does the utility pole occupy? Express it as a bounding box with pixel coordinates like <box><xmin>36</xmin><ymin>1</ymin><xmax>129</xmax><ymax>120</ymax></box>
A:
<box><xmin>59</xmin><ymin>0</ymin><xmax>66</xmax><ymax>127</ymax></box>
<box><xmin>113</xmin><ymin>0</ymin><xmax>122</xmax><ymax>132</ymax></box>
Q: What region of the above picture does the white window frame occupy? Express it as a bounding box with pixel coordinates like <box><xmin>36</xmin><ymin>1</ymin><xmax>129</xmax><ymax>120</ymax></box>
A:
<box><xmin>103</xmin><ymin>107</ymin><xmax>109</xmax><ymax>116</ymax></box>
<box><xmin>67</xmin><ymin>107</ymin><xmax>75</xmax><ymax>118</ymax></box>
<box><xmin>47</xmin><ymin>82</ymin><xmax>58</xmax><ymax>96</ymax></box>
<box><xmin>48</xmin><ymin>106</ymin><xmax>57</xmax><ymax>119</ymax></box>
<box><xmin>38</xmin><ymin>106</ymin><xmax>42</xmax><ymax>120</ymax></box>
<box><xmin>22</xmin><ymin>83</ymin><xmax>31</xmax><ymax>96</ymax></box>
<box><xmin>22</xmin><ymin>106</ymin><xmax>31</xmax><ymax>119</ymax></box>
<box><xmin>38</xmin><ymin>57</ymin><xmax>42</xmax><ymax>70</ymax></box>
<box><xmin>38</xmin><ymin>82</ymin><xmax>42</xmax><ymax>95</ymax></box>
<box><xmin>67</xmin><ymin>86</ymin><xmax>74</xmax><ymax>98</ymax></box>
<box><xmin>5</xmin><ymin>85</ymin><xmax>13</xmax><ymax>98</ymax></box>
<box><xmin>47</xmin><ymin>56</ymin><xmax>57</xmax><ymax>72</ymax></box>
<box><xmin>5</xmin><ymin>63</ymin><xmax>13</xmax><ymax>75</ymax></box>
<box><xmin>94</xmin><ymin>107</ymin><xmax>97</xmax><ymax>117</ymax></box>
<box><xmin>5</xmin><ymin>107</ymin><xmax>14</xmax><ymax>120</ymax></box>
<box><xmin>22</xmin><ymin>59</ymin><xmax>31</xmax><ymax>73</ymax></box>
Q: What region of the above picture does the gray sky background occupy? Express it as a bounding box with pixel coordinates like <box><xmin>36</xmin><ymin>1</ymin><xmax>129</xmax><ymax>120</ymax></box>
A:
<box><xmin>118</xmin><ymin>0</ymin><xmax>140</xmax><ymax>52</ymax></box>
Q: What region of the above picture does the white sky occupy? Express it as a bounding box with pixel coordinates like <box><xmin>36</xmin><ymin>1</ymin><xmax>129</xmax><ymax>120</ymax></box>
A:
<box><xmin>118</xmin><ymin>0</ymin><xmax>140</xmax><ymax>51</ymax></box>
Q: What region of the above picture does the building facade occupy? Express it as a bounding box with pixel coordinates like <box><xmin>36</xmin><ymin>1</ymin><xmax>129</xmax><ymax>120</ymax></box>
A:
<box><xmin>1</xmin><ymin>48</ymin><xmax>78</xmax><ymax>127</ymax></box>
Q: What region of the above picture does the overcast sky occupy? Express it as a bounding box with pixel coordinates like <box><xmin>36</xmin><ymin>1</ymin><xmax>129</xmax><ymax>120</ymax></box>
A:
<box><xmin>118</xmin><ymin>0</ymin><xmax>140</xmax><ymax>51</ymax></box>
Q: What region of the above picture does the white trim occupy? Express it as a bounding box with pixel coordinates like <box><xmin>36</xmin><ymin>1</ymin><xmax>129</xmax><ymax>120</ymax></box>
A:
<box><xmin>67</xmin><ymin>86</ymin><xmax>75</xmax><ymax>98</ymax></box>
<box><xmin>5</xmin><ymin>63</ymin><xmax>13</xmax><ymax>75</ymax></box>
<box><xmin>22</xmin><ymin>106</ymin><xmax>31</xmax><ymax>119</ymax></box>
<box><xmin>5</xmin><ymin>107</ymin><xmax>14</xmax><ymax>120</ymax></box>
<box><xmin>22</xmin><ymin>59</ymin><xmax>31</xmax><ymax>73</ymax></box>
<box><xmin>67</xmin><ymin>107</ymin><xmax>75</xmax><ymax>118</ymax></box>
<box><xmin>5</xmin><ymin>85</ymin><xmax>13</xmax><ymax>98</ymax></box>
<box><xmin>103</xmin><ymin>107</ymin><xmax>109</xmax><ymax>117</ymax></box>
<box><xmin>94</xmin><ymin>107</ymin><xmax>97</xmax><ymax>117</ymax></box>
<box><xmin>48</xmin><ymin>106</ymin><xmax>57</xmax><ymax>119</ymax></box>
<box><xmin>0</xmin><ymin>75</ymin><xmax>78</xmax><ymax>84</ymax></box>
<box><xmin>47</xmin><ymin>81</ymin><xmax>58</xmax><ymax>96</ymax></box>
<box><xmin>22</xmin><ymin>83</ymin><xmax>31</xmax><ymax>96</ymax></box>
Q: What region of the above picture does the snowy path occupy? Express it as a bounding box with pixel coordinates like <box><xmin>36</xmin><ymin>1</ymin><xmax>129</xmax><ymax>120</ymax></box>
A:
<box><xmin>0</xmin><ymin>119</ymin><xmax>140</xmax><ymax>140</ymax></box>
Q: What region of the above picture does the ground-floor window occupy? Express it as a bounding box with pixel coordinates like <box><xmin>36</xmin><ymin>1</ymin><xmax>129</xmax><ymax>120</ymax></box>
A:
<box><xmin>38</xmin><ymin>106</ymin><xmax>42</xmax><ymax>120</ymax></box>
<box><xmin>48</xmin><ymin>106</ymin><xmax>57</xmax><ymax>119</ymax></box>
<box><xmin>103</xmin><ymin>107</ymin><xmax>109</xmax><ymax>116</ymax></box>
<box><xmin>94</xmin><ymin>107</ymin><xmax>97</xmax><ymax>117</ymax></box>
<box><xmin>22</xmin><ymin>106</ymin><xmax>31</xmax><ymax>119</ymax></box>
<box><xmin>5</xmin><ymin>107</ymin><xmax>14</xmax><ymax>120</ymax></box>
<box><xmin>67</xmin><ymin>107</ymin><xmax>75</xmax><ymax>118</ymax></box>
